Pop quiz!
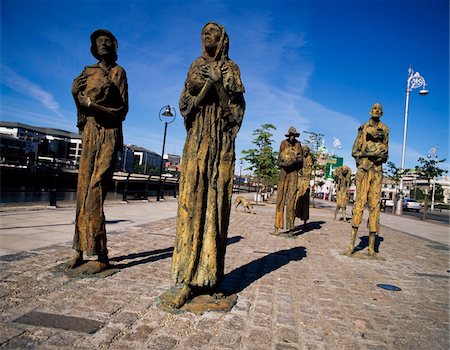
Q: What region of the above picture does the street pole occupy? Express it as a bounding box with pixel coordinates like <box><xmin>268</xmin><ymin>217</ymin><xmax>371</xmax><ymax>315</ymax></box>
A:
<box><xmin>395</xmin><ymin>66</ymin><xmax>429</xmax><ymax>215</ymax></box>
<box><xmin>157</xmin><ymin>105</ymin><xmax>176</xmax><ymax>201</ymax></box>
<box><xmin>157</xmin><ymin>122</ymin><xmax>168</xmax><ymax>201</ymax></box>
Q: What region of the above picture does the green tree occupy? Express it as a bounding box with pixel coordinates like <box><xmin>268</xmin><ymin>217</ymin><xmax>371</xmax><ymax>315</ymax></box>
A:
<box><xmin>415</xmin><ymin>157</ymin><xmax>448</xmax><ymax>220</ymax></box>
<box><xmin>302</xmin><ymin>131</ymin><xmax>324</xmax><ymax>204</ymax></box>
<box><xmin>242</xmin><ymin>124</ymin><xmax>279</xmax><ymax>196</ymax></box>
<box><xmin>384</xmin><ymin>161</ymin><xmax>409</xmax><ymax>213</ymax></box>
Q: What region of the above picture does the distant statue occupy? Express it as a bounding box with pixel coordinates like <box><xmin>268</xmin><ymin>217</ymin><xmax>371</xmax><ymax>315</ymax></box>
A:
<box><xmin>168</xmin><ymin>22</ymin><xmax>245</xmax><ymax>309</ymax></box>
<box><xmin>346</xmin><ymin>103</ymin><xmax>388</xmax><ymax>257</ymax></box>
<box><xmin>68</xmin><ymin>29</ymin><xmax>128</xmax><ymax>274</ymax></box>
<box><xmin>295</xmin><ymin>145</ymin><xmax>313</xmax><ymax>227</ymax></box>
<box><xmin>333</xmin><ymin>165</ymin><xmax>352</xmax><ymax>221</ymax></box>
<box><xmin>273</xmin><ymin>127</ymin><xmax>303</xmax><ymax>235</ymax></box>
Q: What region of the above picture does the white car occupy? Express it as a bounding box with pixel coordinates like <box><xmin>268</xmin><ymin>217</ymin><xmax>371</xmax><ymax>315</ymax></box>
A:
<box><xmin>403</xmin><ymin>198</ymin><xmax>421</xmax><ymax>212</ymax></box>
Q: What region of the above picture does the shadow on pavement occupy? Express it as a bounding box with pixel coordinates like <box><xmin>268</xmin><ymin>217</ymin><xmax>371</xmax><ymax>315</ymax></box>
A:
<box><xmin>110</xmin><ymin>235</ymin><xmax>244</xmax><ymax>269</ymax></box>
<box><xmin>220</xmin><ymin>246</ymin><xmax>307</xmax><ymax>294</ymax></box>
<box><xmin>289</xmin><ymin>221</ymin><xmax>325</xmax><ymax>236</ymax></box>
<box><xmin>105</xmin><ymin>219</ymin><xmax>133</xmax><ymax>224</ymax></box>
<box><xmin>355</xmin><ymin>235</ymin><xmax>384</xmax><ymax>253</ymax></box>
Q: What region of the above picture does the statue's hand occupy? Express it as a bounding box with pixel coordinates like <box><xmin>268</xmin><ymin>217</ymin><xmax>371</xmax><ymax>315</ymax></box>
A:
<box><xmin>200</xmin><ymin>63</ymin><xmax>222</xmax><ymax>83</ymax></box>
<box><xmin>77</xmin><ymin>91</ymin><xmax>91</xmax><ymax>108</ymax></box>
<box><xmin>72</xmin><ymin>75</ymin><xmax>87</xmax><ymax>95</ymax></box>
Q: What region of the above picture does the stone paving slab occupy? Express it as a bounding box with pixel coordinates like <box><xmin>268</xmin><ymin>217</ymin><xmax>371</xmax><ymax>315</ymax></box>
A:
<box><xmin>0</xmin><ymin>200</ymin><xmax>448</xmax><ymax>349</ymax></box>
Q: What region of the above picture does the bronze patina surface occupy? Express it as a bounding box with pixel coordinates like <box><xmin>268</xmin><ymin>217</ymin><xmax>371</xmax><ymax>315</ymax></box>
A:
<box><xmin>162</xmin><ymin>22</ymin><xmax>245</xmax><ymax>310</ymax></box>
<box><xmin>295</xmin><ymin>145</ymin><xmax>313</xmax><ymax>227</ymax></box>
<box><xmin>274</xmin><ymin>127</ymin><xmax>303</xmax><ymax>235</ymax></box>
<box><xmin>345</xmin><ymin>103</ymin><xmax>389</xmax><ymax>258</ymax></box>
<box><xmin>333</xmin><ymin>165</ymin><xmax>352</xmax><ymax>221</ymax></box>
<box><xmin>68</xmin><ymin>29</ymin><xmax>129</xmax><ymax>275</ymax></box>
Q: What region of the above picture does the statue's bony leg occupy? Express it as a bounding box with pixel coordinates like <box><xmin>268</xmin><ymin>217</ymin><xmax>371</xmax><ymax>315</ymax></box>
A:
<box><xmin>67</xmin><ymin>250</ymin><xmax>83</xmax><ymax>269</ymax></box>
<box><xmin>342</xmin><ymin>206</ymin><xmax>346</xmax><ymax>221</ymax></box>
<box><xmin>333</xmin><ymin>206</ymin><xmax>338</xmax><ymax>220</ymax></box>
<box><xmin>368</xmin><ymin>232</ymin><xmax>376</xmax><ymax>257</ymax></box>
<box><xmin>346</xmin><ymin>227</ymin><xmax>358</xmax><ymax>256</ymax></box>
<box><xmin>171</xmin><ymin>284</ymin><xmax>193</xmax><ymax>309</ymax></box>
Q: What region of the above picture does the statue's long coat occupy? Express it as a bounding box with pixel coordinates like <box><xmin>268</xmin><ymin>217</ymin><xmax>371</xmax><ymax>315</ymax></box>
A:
<box><xmin>171</xmin><ymin>23</ymin><xmax>245</xmax><ymax>288</ymax></box>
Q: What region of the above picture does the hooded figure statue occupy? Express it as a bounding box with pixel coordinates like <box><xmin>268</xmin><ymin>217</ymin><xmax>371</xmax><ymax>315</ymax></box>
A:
<box><xmin>166</xmin><ymin>22</ymin><xmax>245</xmax><ymax>309</ymax></box>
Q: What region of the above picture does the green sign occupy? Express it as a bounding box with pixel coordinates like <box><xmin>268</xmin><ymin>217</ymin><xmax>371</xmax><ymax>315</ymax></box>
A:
<box><xmin>325</xmin><ymin>156</ymin><xmax>343</xmax><ymax>179</ymax></box>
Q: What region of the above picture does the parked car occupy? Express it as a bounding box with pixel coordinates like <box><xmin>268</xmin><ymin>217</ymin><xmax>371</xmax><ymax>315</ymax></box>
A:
<box><xmin>383</xmin><ymin>198</ymin><xmax>394</xmax><ymax>207</ymax></box>
<box><xmin>403</xmin><ymin>198</ymin><xmax>421</xmax><ymax>212</ymax></box>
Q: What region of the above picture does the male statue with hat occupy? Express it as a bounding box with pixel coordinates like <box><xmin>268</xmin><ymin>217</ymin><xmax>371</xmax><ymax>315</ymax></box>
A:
<box><xmin>273</xmin><ymin>127</ymin><xmax>303</xmax><ymax>235</ymax></box>
<box><xmin>68</xmin><ymin>29</ymin><xmax>128</xmax><ymax>274</ymax></box>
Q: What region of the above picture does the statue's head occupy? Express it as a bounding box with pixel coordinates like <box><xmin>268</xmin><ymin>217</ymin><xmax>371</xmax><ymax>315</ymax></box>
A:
<box><xmin>90</xmin><ymin>29</ymin><xmax>118</xmax><ymax>62</ymax></box>
<box><xmin>285</xmin><ymin>126</ymin><xmax>300</xmax><ymax>141</ymax></box>
<box><xmin>302</xmin><ymin>145</ymin><xmax>310</xmax><ymax>155</ymax></box>
<box><xmin>201</xmin><ymin>22</ymin><xmax>229</xmax><ymax>61</ymax></box>
<box><xmin>369</xmin><ymin>102</ymin><xmax>383</xmax><ymax>119</ymax></box>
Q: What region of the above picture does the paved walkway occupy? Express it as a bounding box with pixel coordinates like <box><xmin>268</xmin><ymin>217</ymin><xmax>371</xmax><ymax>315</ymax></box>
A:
<box><xmin>0</xmin><ymin>194</ymin><xmax>448</xmax><ymax>349</ymax></box>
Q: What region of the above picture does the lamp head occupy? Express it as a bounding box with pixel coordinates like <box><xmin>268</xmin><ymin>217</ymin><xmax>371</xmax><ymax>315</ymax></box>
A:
<box><xmin>162</xmin><ymin>105</ymin><xmax>174</xmax><ymax>117</ymax></box>
<box><xmin>419</xmin><ymin>89</ymin><xmax>429</xmax><ymax>96</ymax></box>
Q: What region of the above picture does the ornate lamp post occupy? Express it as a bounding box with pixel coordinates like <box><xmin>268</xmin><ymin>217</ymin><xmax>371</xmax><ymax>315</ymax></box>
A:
<box><xmin>396</xmin><ymin>66</ymin><xmax>429</xmax><ymax>215</ymax></box>
<box><xmin>157</xmin><ymin>105</ymin><xmax>176</xmax><ymax>201</ymax></box>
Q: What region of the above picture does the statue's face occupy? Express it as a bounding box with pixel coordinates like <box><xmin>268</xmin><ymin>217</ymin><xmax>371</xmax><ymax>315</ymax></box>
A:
<box><xmin>370</xmin><ymin>103</ymin><xmax>383</xmax><ymax>119</ymax></box>
<box><xmin>202</xmin><ymin>24</ymin><xmax>221</xmax><ymax>50</ymax></box>
<box><xmin>96</xmin><ymin>35</ymin><xmax>114</xmax><ymax>58</ymax></box>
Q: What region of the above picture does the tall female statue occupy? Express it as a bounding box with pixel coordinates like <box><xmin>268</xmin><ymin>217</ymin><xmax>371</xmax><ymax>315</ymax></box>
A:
<box><xmin>169</xmin><ymin>22</ymin><xmax>245</xmax><ymax>308</ymax></box>
<box><xmin>68</xmin><ymin>29</ymin><xmax>128</xmax><ymax>274</ymax></box>
<box><xmin>295</xmin><ymin>145</ymin><xmax>313</xmax><ymax>227</ymax></box>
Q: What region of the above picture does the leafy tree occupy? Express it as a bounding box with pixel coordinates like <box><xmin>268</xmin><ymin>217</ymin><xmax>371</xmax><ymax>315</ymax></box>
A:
<box><xmin>302</xmin><ymin>131</ymin><xmax>324</xmax><ymax>156</ymax></box>
<box><xmin>415</xmin><ymin>157</ymin><xmax>448</xmax><ymax>220</ymax></box>
<box><xmin>384</xmin><ymin>161</ymin><xmax>409</xmax><ymax>212</ymax></box>
<box><xmin>302</xmin><ymin>131</ymin><xmax>324</xmax><ymax>203</ymax></box>
<box><xmin>241</xmin><ymin>124</ymin><xmax>279</xmax><ymax>194</ymax></box>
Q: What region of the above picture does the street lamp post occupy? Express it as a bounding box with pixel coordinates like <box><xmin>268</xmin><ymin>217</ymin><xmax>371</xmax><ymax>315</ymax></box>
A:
<box><xmin>428</xmin><ymin>145</ymin><xmax>439</xmax><ymax>211</ymax></box>
<box><xmin>157</xmin><ymin>105</ymin><xmax>176</xmax><ymax>201</ymax></box>
<box><xmin>238</xmin><ymin>159</ymin><xmax>243</xmax><ymax>194</ymax></box>
<box><xmin>396</xmin><ymin>66</ymin><xmax>429</xmax><ymax>215</ymax></box>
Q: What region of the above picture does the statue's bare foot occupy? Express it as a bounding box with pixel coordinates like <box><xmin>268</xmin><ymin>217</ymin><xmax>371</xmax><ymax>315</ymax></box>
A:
<box><xmin>78</xmin><ymin>260</ymin><xmax>109</xmax><ymax>275</ymax></box>
<box><xmin>66</xmin><ymin>251</ymin><xmax>83</xmax><ymax>269</ymax></box>
<box><xmin>271</xmin><ymin>228</ymin><xmax>280</xmax><ymax>236</ymax></box>
<box><xmin>343</xmin><ymin>246</ymin><xmax>354</xmax><ymax>256</ymax></box>
<box><xmin>170</xmin><ymin>285</ymin><xmax>192</xmax><ymax>309</ymax></box>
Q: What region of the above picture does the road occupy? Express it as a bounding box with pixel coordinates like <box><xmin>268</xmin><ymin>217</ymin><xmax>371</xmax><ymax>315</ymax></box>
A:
<box><xmin>402</xmin><ymin>208</ymin><xmax>449</xmax><ymax>224</ymax></box>
<box><xmin>382</xmin><ymin>206</ymin><xmax>449</xmax><ymax>224</ymax></box>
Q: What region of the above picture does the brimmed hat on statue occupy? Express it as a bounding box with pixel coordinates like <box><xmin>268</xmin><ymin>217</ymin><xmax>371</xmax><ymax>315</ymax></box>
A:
<box><xmin>90</xmin><ymin>29</ymin><xmax>118</xmax><ymax>61</ymax></box>
<box><xmin>285</xmin><ymin>126</ymin><xmax>300</xmax><ymax>137</ymax></box>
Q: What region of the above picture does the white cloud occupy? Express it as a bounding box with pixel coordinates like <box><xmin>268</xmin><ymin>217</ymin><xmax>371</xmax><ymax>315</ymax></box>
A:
<box><xmin>0</xmin><ymin>65</ymin><xmax>63</xmax><ymax>117</ymax></box>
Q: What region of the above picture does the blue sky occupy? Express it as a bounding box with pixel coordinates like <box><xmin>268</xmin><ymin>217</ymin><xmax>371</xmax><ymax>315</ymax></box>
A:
<box><xmin>1</xmin><ymin>0</ymin><xmax>449</xmax><ymax>174</ymax></box>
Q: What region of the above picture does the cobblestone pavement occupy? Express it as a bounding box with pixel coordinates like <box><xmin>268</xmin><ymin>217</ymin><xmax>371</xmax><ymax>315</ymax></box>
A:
<box><xmin>0</xmin><ymin>197</ymin><xmax>448</xmax><ymax>349</ymax></box>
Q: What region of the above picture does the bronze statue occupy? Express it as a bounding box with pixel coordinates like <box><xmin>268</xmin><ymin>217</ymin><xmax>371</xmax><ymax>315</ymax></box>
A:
<box><xmin>273</xmin><ymin>127</ymin><xmax>303</xmax><ymax>235</ymax></box>
<box><xmin>295</xmin><ymin>145</ymin><xmax>313</xmax><ymax>227</ymax></box>
<box><xmin>346</xmin><ymin>103</ymin><xmax>388</xmax><ymax>257</ymax></box>
<box><xmin>68</xmin><ymin>29</ymin><xmax>128</xmax><ymax>274</ymax></box>
<box><xmin>333</xmin><ymin>165</ymin><xmax>352</xmax><ymax>221</ymax></box>
<box><xmin>167</xmin><ymin>22</ymin><xmax>245</xmax><ymax>309</ymax></box>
